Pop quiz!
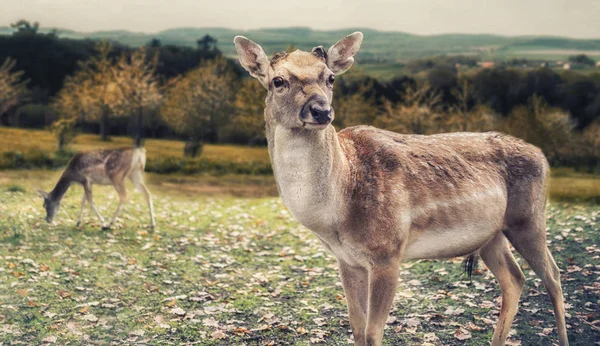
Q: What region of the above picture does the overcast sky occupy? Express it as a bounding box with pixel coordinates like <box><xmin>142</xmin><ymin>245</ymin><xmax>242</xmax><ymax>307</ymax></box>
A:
<box><xmin>3</xmin><ymin>0</ymin><xmax>599</xmax><ymax>38</ymax></box>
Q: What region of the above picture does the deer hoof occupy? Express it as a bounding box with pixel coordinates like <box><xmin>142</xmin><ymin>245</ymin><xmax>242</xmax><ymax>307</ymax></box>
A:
<box><xmin>76</xmin><ymin>221</ymin><xmax>81</xmax><ymax>227</ymax></box>
<box><xmin>101</xmin><ymin>225</ymin><xmax>111</xmax><ymax>231</ymax></box>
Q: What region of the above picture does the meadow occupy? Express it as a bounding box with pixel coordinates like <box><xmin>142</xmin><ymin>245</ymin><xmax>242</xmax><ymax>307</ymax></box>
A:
<box><xmin>0</xmin><ymin>128</ymin><xmax>599</xmax><ymax>345</ymax></box>
<box><xmin>1</xmin><ymin>170</ymin><xmax>599</xmax><ymax>345</ymax></box>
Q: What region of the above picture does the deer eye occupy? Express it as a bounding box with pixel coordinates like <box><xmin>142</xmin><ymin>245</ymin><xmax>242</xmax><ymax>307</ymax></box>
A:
<box><xmin>328</xmin><ymin>75</ymin><xmax>335</xmax><ymax>84</ymax></box>
<box><xmin>272</xmin><ymin>77</ymin><xmax>284</xmax><ymax>88</ymax></box>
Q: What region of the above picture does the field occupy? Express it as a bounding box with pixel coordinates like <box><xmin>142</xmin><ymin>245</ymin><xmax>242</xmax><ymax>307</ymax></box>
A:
<box><xmin>2</xmin><ymin>128</ymin><xmax>270</xmax><ymax>166</ymax></box>
<box><xmin>0</xmin><ymin>168</ymin><xmax>599</xmax><ymax>345</ymax></box>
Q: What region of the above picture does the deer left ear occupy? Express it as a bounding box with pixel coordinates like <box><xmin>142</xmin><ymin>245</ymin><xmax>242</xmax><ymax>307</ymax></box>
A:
<box><xmin>36</xmin><ymin>189</ymin><xmax>49</xmax><ymax>199</ymax></box>
<box><xmin>327</xmin><ymin>32</ymin><xmax>363</xmax><ymax>75</ymax></box>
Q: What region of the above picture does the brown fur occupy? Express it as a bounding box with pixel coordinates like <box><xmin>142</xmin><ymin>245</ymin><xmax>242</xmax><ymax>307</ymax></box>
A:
<box><xmin>234</xmin><ymin>33</ymin><xmax>568</xmax><ymax>346</ymax></box>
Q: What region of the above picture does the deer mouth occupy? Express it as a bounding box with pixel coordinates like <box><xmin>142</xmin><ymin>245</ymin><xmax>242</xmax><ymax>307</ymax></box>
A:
<box><xmin>303</xmin><ymin>122</ymin><xmax>330</xmax><ymax>130</ymax></box>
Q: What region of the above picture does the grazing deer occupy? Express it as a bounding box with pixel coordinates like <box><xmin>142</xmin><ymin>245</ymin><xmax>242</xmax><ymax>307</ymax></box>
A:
<box><xmin>234</xmin><ymin>33</ymin><xmax>568</xmax><ymax>346</ymax></box>
<box><xmin>37</xmin><ymin>147</ymin><xmax>156</xmax><ymax>230</ymax></box>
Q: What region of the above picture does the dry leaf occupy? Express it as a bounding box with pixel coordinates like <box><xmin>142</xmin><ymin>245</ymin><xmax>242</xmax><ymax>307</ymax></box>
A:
<box><xmin>454</xmin><ymin>327</ymin><xmax>472</xmax><ymax>340</ymax></box>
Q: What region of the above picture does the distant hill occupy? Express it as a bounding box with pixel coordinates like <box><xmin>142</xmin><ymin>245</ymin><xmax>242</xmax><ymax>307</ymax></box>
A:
<box><xmin>1</xmin><ymin>26</ymin><xmax>599</xmax><ymax>61</ymax></box>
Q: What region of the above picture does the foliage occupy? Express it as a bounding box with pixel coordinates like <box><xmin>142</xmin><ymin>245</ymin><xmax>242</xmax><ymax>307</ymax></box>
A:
<box><xmin>112</xmin><ymin>47</ymin><xmax>162</xmax><ymax>146</ymax></box>
<box><xmin>504</xmin><ymin>95</ymin><xmax>576</xmax><ymax>165</ymax></box>
<box><xmin>161</xmin><ymin>58</ymin><xmax>237</xmax><ymax>153</ymax></box>
<box><xmin>226</xmin><ymin>78</ymin><xmax>267</xmax><ymax>145</ymax></box>
<box><xmin>0</xmin><ymin>57</ymin><xmax>29</xmax><ymax>119</ymax></box>
<box><xmin>568</xmin><ymin>54</ymin><xmax>596</xmax><ymax>66</ymax></box>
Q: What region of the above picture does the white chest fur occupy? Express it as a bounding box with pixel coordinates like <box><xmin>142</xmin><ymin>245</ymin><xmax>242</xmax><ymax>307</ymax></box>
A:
<box><xmin>271</xmin><ymin>127</ymin><xmax>341</xmax><ymax>232</ymax></box>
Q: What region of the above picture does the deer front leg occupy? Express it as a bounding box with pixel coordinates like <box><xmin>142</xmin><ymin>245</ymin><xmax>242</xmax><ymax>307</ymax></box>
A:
<box><xmin>365</xmin><ymin>259</ymin><xmax>400</xmax><ymax>346</ymax></box>
<box><xmin>338</xmin><ymin>261</ymin><xmax>369</xmax><ymax>346</ymax></box>
<box><xmin>83</xmin><ymin>181</ymin><xmax>106</xmax><ymax>228</ymax></box>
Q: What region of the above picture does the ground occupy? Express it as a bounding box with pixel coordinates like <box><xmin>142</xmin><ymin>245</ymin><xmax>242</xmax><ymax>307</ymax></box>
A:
<box><xmin>0</xmin><ymin>169</ymin><xmax>599</xmax><ymax>346</ymax></box>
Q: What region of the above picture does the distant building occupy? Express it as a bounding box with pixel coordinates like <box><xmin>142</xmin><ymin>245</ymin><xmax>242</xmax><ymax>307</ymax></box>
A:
<box><xmin>596</xmin><ymin>61</ymin><xmax>600</xmax><ymax>67</ymax></box>
<box><xmin>564</xmin><ymin>63</ymin><xmax>585</xmax><ymax>70</ymax></box>
<box><xmin>479</xmin><ymin>61</ymin><xmax>495</xmax><ymax>68</ymax></box>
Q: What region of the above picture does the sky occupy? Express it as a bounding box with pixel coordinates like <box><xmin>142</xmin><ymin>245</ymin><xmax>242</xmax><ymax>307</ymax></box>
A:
<box><xmin>2</xmin><ymin>0</ymin><xmax>599</xmax><ymax>38</ymax></box>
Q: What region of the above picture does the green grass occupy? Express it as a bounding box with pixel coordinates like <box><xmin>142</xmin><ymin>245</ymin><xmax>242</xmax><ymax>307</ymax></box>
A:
<box><xmin>1</xmin><ymin>127</ymin><xmax>272</xmax><ymax>175</ymax></box>
<box><xmin>0</xmin><ymin>170</ymin><xmax>598</xmax><ymax>345</ymax></box>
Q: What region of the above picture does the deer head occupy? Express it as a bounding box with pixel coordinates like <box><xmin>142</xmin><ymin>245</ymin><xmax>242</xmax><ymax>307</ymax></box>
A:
<box><xmin>37</xmin><ymin>189</ymin><xmax>60</xmax><ymax>223</ymax></box>
<box><xmin>233</xmin><ymin>32</ymin><xmax>363</xmax><ymax>130</ymax></box>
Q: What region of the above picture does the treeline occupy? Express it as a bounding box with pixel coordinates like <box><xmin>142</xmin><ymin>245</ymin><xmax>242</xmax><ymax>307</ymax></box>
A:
<box><xmin>0</xmin><ymin>21</ymin><xmax>599</xmax><ymax>171</ymax></box>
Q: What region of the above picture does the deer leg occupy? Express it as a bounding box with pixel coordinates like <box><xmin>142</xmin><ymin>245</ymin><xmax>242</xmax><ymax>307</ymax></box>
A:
<box><xmin>480</xmin><ymin>233</ymin><xmax>525</xmax><ymax>346</ymax></box>
<box><xmin>84</xmin><ymin>181</ymin><xmax>106</xmax><ymax>228</ymax></box>
<box><xmin>504</xmin><ymin>218</ymin><xmax>569</xmax><ymax>346</ymax></box>
<box><xmin>76</xmin><ymin>193</ymin><xmax>86</xmax><ymax>227</ymax></box>
<box><xmin>129</xmin><ymin>170</ymin><xmax>155</xmax><ymax>229</ymax></box>
<box><xmin>108</xmin><ymin>181</ymin><xmax>127</xmax><ymax>228</ymax></box>
<box><xmin>338</xmin><ymin>261</ymin><xmax>369</xmax><ymax>346</ymax></box>
<box><xmin>365</xmin><ymin>259</ymin><xmax>400</xmax><ymax>346</ymax></box>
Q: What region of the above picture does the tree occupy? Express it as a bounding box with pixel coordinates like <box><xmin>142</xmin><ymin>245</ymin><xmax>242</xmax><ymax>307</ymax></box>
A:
<box><xmin>568</xmin><ymin>54</ymin><xmax>595</xmax><ymax>67</ymax></box>
<box><xmin>0</xmin><ymin>57</ymin><xmax>29</xmax><ymax>125</ymax></box>
<box><xmin>112</xmin><ymin>47</ymin><xmax>162</xmax><ymax>147</ymax></box>
<box><xmin>10</xmin><ymin>20</ymin><xmax>39</xmax><ymax>35</ymax></box>
<box><xmin>227</xmin><ymin>78</ymin><xmax>267</xmax><ymax>144</ymax></box>
<box><xmin>374</xmin><ymin>84</ymin><xmax>444</xmax><ymax>135</ymax></box>
<box><xmin>197</xmin><ymin>35</ymin><xmax>217</xmax><ymax>51</ymax></box>
<box><xmin>50</xmin><ymin>73</ymin><xmax>88</xmax><ymax>151</ymax></box>
<box><xmin>333</xmin><ymin>83</ymin><xmax>378</xmax><ymax>129</ymax></box>
<box><xmin>76</xmin><ymin>41</ymin><xmax>123</xmax><ymax>140</ymax></box>
<box><xmin>161</xmin><ymin>58</ymin><xmax>236</xmax><ymax>156</ymax></box>
<box><xmin>504</xmin><ymin>95</ymin><xmax>575</xmax><ymax>164</ymax></box>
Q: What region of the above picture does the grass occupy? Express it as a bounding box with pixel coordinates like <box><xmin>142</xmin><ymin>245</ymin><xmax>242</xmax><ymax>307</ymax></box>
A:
<box><xmin>1</xmin><ymin>127</ymin><xmax>272</xmax><ymax>175</ymax></box>
<box><xmin>0</xmin><ymin>170</ymin><xmax>599</xmax><ymax>345</ymax></box>
<box><xmin>2</xmin><ymin>127</ymin><xmax>270</xmax><ymax>165</ymax></box>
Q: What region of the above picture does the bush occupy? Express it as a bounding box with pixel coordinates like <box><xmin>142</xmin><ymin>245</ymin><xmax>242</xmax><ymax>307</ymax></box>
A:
<box><xmin>0</xmin><ymin>148</ymin><xmax>74</xmax><ymax>170</ymax></box>
<box><xmin>6</xmin><ymin>184</ymin><xmax>26</xmax><ymax>193</ymax></box>
<box><xmin>15</xmin><ymin>104</ymin><xmax>54</xmax><ymax>128</ymax></box>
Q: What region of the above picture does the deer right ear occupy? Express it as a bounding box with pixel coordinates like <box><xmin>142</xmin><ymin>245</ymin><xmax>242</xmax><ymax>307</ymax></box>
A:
<box><xmin>36</xmin><ymin>189</ymin><xmax>49</xmax><ymax>199</ymax></box>
<box><xmin>233</xmin><ymin>36</ymin><xmax>270</xmax><ymax>88</ymax></box>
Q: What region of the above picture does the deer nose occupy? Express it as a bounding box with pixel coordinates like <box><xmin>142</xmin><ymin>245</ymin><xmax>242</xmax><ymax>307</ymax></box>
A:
<box><xmin>309</xmin><ymin>105</ymin><xmax>332</xmax><ymax>124</ymax></box>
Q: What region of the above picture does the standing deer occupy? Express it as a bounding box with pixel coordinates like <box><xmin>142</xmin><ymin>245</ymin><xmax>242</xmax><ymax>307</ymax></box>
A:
<box><xmin>37</xmin><ymin>147</ymin><xmax>155</xmax><ymax>230</ymax></box>
<box><xmin>233</xmin><ymin>33</ymin><xmax>568</xmax><ymax>346</ymax></box>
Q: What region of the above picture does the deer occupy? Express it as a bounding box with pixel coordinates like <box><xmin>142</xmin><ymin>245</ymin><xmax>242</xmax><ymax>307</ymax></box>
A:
<box><xmin>233</xmin><ymin>32</ymin><xmax>568</xmax><ymax>346</ymax></box>
<box><xmin>36</xmin><ymin>147</ymin><xmax>156</xmax><ymax>230</ymax></box>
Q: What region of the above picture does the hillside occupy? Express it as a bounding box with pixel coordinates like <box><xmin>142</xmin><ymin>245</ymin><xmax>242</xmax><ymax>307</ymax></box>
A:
<box><xmin>2</xmin><ymin>26</ymin><xmax>599</xmax><ymax>61</ymax></box>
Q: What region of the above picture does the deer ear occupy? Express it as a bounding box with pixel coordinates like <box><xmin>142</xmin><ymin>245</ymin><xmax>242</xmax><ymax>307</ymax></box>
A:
<box><xmin>327</xmin><ymin>32</ymin><xmax>363</xmax><ymax>75</ymax></box>
<box><xmin>36</xmin><ymin>189</ymin><xmax>49</xmax><ymax>199</ymax></box>
<box><xmin>233</xmin><ymin>36</ymin><xmax>270</xmax><ymax>88</ymax></box>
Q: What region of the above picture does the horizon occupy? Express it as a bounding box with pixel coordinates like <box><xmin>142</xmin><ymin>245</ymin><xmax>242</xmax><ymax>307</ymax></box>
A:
<box><xmin>3</xmin><ymin>24</ymin><xmax>600</xmax><ymax>42</ymax></box>
<box><xmin>3</xmin><ymin>0</ymin><xmax>600</xmax><ymax>39</ymax></box>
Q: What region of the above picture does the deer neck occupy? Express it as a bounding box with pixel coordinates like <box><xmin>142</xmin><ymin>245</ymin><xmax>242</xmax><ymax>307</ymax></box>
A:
<box><xmin>267</xmin><ymin>122</ymin><xmax>349</xmax><ymax>232</ymax></box>
<box><xmin>50</xmin><ymin>175</ymin><xmax>72</xmax><ymax>202</ymax></box>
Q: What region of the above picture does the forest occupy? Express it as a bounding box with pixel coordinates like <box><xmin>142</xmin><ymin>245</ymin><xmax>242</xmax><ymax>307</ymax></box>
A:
<box><xmin>1</xmin><ymin>21</ymin><xmax>599</xmax><ymax>171</ymax></box>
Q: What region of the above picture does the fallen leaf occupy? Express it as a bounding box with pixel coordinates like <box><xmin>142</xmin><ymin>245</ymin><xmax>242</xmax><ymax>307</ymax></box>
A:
<box><xmin>454</xmin><ymin>327</ymin><xmax>472</xmax><ymax>340</ymax></box>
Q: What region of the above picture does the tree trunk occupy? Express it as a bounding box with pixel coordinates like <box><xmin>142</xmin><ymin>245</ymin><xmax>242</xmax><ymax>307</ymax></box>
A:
<box><xmin>100</xmin><ymin>110</ymin><xmax>109</xmax><ymax>141</ymax></box>
<box><xmin>184</xmin><ymin>137</ymin><xmax>203</xmax><ymax>158</ymax></box>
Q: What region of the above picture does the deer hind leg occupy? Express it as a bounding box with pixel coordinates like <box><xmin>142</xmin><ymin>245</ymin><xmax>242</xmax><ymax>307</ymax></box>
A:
<box><xmin>338</xmin><ymin>261</ymin><xmax>369</xmax><ymax>346</ymax></box>
<box><xmin>108</xmin><ymin>179</ymin><xmax>128</xmax><ymax>228</ymax></box>
<box><xmin>128</xmin><ymin>170</ymin><xmax>155</xmax><ymax>229</ymax></box>
<box><xmin>480</xmin><ymin>233</ymin><xmax>525</xmax><ymax>346</ymax></box>
<box><xmin>76</xmin><ymin>193</ymin><xmax>86</xmax><ymax>227</ymax></box>
<box><xmin>504</xmin><ymin>217</ymin><xmax>569</xmax><ymax>346</ymax></box>
<box><xmin>365</xmin><ymin>259</ymin><xmax>400</xmax><ymax>346</ymax></box>
<box><xmin>83</xmin><ymin>181</ymin><xmax>106</xmax><ymax>227</ymax></box>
